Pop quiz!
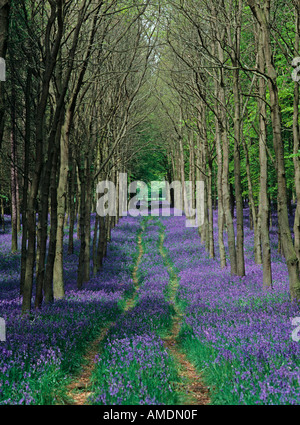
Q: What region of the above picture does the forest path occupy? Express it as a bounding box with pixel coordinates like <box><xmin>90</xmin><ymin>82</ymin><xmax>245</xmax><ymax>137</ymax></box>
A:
<box><xmin>64</xmin><ymin>227</ymin><xmax>144</xmax><ymax>405</ymax></box>
<box><xmin>64</xmin><ymin>218</ymin><xmax>210</xmax><ymax>405</ymax></box>
<box><xmin>158</xmin><ymin>224</ymin><xmax>210</xmax><ymax>405</ymax></box>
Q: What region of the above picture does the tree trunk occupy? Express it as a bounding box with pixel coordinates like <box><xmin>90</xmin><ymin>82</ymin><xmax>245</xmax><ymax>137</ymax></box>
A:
<box><xmin>93</xmin><ymin>214</ymin><xmax>99</xmax><ymax>276</ymax></box>
<box><xmin>20</xmin><ymin>68</ymin><xmax>31</xmax><ymax>295</ymax></box>
<box><xmin>257</xmin><ymin>24</ymin><xmax>272</xmax><ymax>288</ymax></box>
<box><xmin>76</xmin><ymin>168</ymin><xmax>81</xmax><ymax>240</ymax></box>
<box><xmin>215</xmin><ymin>117</ymin><xmax>226</xmax><ymax>268</ymax></box>
<box><xmin>207</xmin><ymin>159</ymin><xmax>215</xmax><ymax>258</ymax></box>
<box><xmin>68</xmin><ymin>158</ymin><xmax>76</xmax><ymax>255</ymax></box>
<box><xmin>53</xmin><ymin>111</ymin><xmax>70</xmax><ymax>299</ymax></box>
<box><xmin>218</xmin><ymin>38</ymin><xmax>237</xmax><ymax>275</ymax></box>
<box><xmin>243</xmin><ymin>138</ymin><xmax>261</xmax><ymax>264</ymax></box>
<box><xmin>232</xmin><ymin>61</ymin><xmax>245</xmax><ymax>276</ymax></box>
<box><xmin>77</xmin><ymin>158</ymin><xmax>86</xmax><ymax>289</ymax></box>
<box><xmin>0</xmin><ymin>0</ymin><xmax>10</xmax><ymax>150</ymax></box>
<box><xmin>293</xmin><ymin>1</ymin><xmax>300</xmax><ymax>263</ymax></box>
<box><xmin>247</xmin><ymin>0</ymin><xmax>300</xmax><ymax>300</ymax></box>
<box><xmin>10</xmin><ymin>89</ymin><xmax>18</xmax><ymax>252</ymax></box>
<box><xmin>44</xmin><ymin>146</ymin><xmax>59</xmax><ymax>304</ymax></box>
<box><xmin>96</xmin><ymin>215</ymin><xmax>106</xmax><ymax>271</ymax></box>
<box><xmin>83</xmin><ymin>156</ymin><xmax>92</xmax><ymax>282</ymax></box>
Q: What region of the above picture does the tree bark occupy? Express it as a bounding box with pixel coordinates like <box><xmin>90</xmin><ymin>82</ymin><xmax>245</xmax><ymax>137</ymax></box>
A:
<box><xmin>257</xmin><ymin>24</ymin><xmax>272</xmax><ymax>288</ymax></box>
<box><xmin>215</xmin><ymin>117</ymin><xmax>226</xmax><ymax>268</ymax></box>
<box><xmin>44</xmin><ymin>145</ymin><xmax>59</xmax><ymax>304</ymax></box>
<box><xmin>68</xmin><ymin>157</ymin><xmax>76</xmax><ymax>255</ymax></box>
<box><xmin>10</xmin><ymin>86</ymin><xmax>18</xmax><ymax>252</ymax></box>
<box><xmin>22</xmin><ymin>0</ymin><xmax>64</xmax><ymax>313</ymax></box>
<box><xmin>0</xmin><ymin>0</ymin><xmax>10</xmax><ymax>150</ymax></box>
<box><xmin>53</xmin><ymin>109</ymin><xmax>70</xmax><ymax>299</ymax></box>
<box><xmin>247</xmin><ymin>0</ymin><xmax>300</xmax><ymax>300</ymax></box>
<box><xmin>20</xmin><ymin>68</ymin><xmax>31</xmax><ymax>295</ymax></box>
<box><xmin>293</xmin><ymin>1</ymin><xmax>300</xmax><ymax>263</ymax></box>
<box><xmin>231</xmin><ymin>10</ymin><xmax>245</xmax><ymax>276</ymax></box>
<box><xmin>218</xmin><ymin>38</ymin><xmax>237</xmax><ymax>275</ymax></box>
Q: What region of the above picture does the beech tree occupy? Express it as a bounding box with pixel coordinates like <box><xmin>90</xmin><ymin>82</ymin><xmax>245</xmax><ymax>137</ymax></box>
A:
<box><xmin>247</xmin><ymin>0</ymin><xmax>300</xmax><ymax>300</ymax></box>
<box><xmin>0</xmin><ymin>0</ymin><xmax>10</xmax><ymax>149</ymax></box>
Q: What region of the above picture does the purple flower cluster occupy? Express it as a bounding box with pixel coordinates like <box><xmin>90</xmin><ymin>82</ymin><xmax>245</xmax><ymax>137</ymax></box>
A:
<box><xmin>90</xmin><ymin>218</ymin><xmax>178</xmax><ymax>405</ymax></box>
<box><xmin>0</xmin><ymin>216</ymin><xmax>140</xmax><ymax>404</ymax></box>
<box><xmin>162</xmin><ymin>211</ymin><xmax>300</xmax><ymax>405</ymax></box>
<box><xmin>90</xmin><ymin>334</ymin><xmax>175</xmax><ymax>405</ymax></box>
<box><xmin>135</xmin><ymin>221</ymin><xmax>175</xmax><ymax>331</ymax></box>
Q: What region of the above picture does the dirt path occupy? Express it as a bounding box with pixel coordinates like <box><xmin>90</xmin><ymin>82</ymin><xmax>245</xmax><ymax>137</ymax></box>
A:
<box><xmin>159</xmin><ymin>229</ymin><xmax>210</xmax><ymax>405</ymax></box>
<box><xmin>64</xmin><ymin>221</ymin><xmax>209</xmax><ymax>406</ymax></box>
<box><xmin>64</xmin><ymin>229</ymin><xmax>144</xmax><ymax>405</ymax></box>
<box><xmin>65</xmin><ymin>325</ymin><xmax>112</xmax><ymax>405</ymax></box>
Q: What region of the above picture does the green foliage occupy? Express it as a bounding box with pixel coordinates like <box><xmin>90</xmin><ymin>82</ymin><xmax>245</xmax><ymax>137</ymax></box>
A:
<box><xmin>129</xmin><ymin>119</ymin><xmax>170</xmax><ymax>183</ymax></box>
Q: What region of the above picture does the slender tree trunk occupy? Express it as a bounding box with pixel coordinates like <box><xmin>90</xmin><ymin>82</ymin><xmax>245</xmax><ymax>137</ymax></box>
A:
<box><xmin>35</xmin><ymin>150</ymin><xmax>55</xmax><ymax>307</ymax></box>
<box><xmin>293</xmin><ymin>1</ymin><xmax>300</xmax><ymax>263</ymax></box>
<box><xmin>53</xmin><ymin>110</ymin><xmax>70</xmax><ymax>299</ymax></box>
<box><xmin>0</xmin><ymin>0</ymin><xmax>10</xmax><ymax>150</ymax></box>
<box><xmin>179</xmin><ymin>135</ymin><xmax>187</xmax><ymax>215</ymax></box>
<box><xmin>77</xmin><ymin>158</ymin><xmax>86</xmax><ymax>289</ymax></box>
<box><xmin>83</xmin><ymin>156</ymin><xmax>92</xmax><ymax>282</ymax></box>
<box><xmin>93</xmin><ymin>214</ymin><xmax>99</xmax><ymax>276</ymax></box>
<box><xmin>68</xmin><ymin>157</ymin><xmax>76</xmax><ymax>255</ymax></box>
<box><xmin>44</xmin><ymin>146</ymin><xmax>59</xmax><ymax>304</ymax></box>
<box><xmin>76</xmin><ymin>168</ymin><xmax>81</xmax><ymax>240</ymax></box>
<box><xmin>76</xmin><ymin>148</ymin><xmax>94</xmax><ymax>286</ymax></box>
<box><xmin>96</xmin><ymin>215</ymin><xmax>106</xmax><ymax>271</ymax></box>
<box><xmin>248</xmin><ymin>0</ymin><xmax>300</xmax><ymax>300</ymax></box>
<box><xmin>232</xmin><ymin>66</ymin><xmax>245</xmax><ymax>275</ymax></box>
<box><xmin>20</xmin><ymin>68</ymin><xmax>31</xmax><ymax>295</ymax></box>
<box><xmin>0</xmin><ymin>195</ymin><xmax>4</xmax><ymax>232</ymax></box>
<box><xmin>189</xmin><ymin>133</ymin><xmax>196</xmax><ymax>219</ymax></box>
<box><xmin>218</xmin><ymin>39</ymin><xmax>237</xmax><ymax>274</ymax></box>
<box><xmin>195</xmin><ymin>137</ymin><xmax>204</xmax><ymax>240</ymax></box>
<box><xmin>207</xmin><ymin>159</ymin><xmax>215</xmax><ymax>258</ymax></box>
<box><xmin>16</xmin><ymin>168</ymin><xmax>20</xmax><ymax>233</ymax></box>
<box><xmin>10</xmin><ymin>89</ymin><xmax>18</xmax><ymax>252</ymax></box>
<box><xmin>202</xmin><ymin>109</ymin><xmax>209</xmax><ymax>250</ymax></box>
<box><xmin>104</xmin><ymin>215</ymin><xmax>110</xmax><ymax>258</ymax></box>
<box><xmin>243</xmin><ymin>137</ymin><xmax>261</xmax><ymax>264</ymax></box>
<box><xmin>215</xmin><ymin>118</ymin><xmax>226</xmax><ymax>268</ymax></box>
<box><xmin>257</xmin><ymin>25</ymin><xmax>272</xmax><ymax>288</ymax></box>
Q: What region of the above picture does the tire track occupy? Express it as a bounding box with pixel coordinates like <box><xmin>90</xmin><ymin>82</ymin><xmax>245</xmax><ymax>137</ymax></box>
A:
<box><xmin>64</xmin><ymin>225</ymin><xmax>144</xmax><ymax>405</ymax></box>
<box><xmin>159</xmin><ymin>225</ymin><xmax>210</xmax><ymax>405</ymax></box>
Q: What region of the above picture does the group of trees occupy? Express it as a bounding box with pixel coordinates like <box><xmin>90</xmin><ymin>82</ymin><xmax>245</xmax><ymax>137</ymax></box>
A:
<box><xmin>147</xmin><ymin>0</ymin><xmax>300</xmax><ymax>301</ymax></box>
<box><xmin>0</xmin><ymin>0</ymin><xmax>160</xmax><ymax>313</ymax></box>
<box><xmin>0</xmin><ymin>0</ymin><xmax>299</xmax><ymax>311</ymax></box>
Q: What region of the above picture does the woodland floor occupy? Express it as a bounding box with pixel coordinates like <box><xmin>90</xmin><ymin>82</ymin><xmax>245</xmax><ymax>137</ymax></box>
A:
<box><xmin>0</xmin><ymin>209</ymin><xmax>300</xmax><ymax>405</ymax></box>
<box><xmin>65</xmin><ymin>221</ymin><xmax>210</xmax><ymax>405</ymax></box>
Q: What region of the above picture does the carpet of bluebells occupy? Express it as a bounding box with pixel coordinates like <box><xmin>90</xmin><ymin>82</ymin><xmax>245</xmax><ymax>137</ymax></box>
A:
<box><xmin>0</xmin><ymin>215</ymin><xmax>139</xmax><ymax>404</ymax></box>
<box><xmin>89</xmin><ymin>218</ymin><xmax>179</xmax><ymax>405</ymax></box>
<box><xmin>1</xmin><ymin>206</ymin><xmax>300</xmax><ymax>405</ymax></box>
<box><xmin>162</xmin><ymin>209</ymin><xmax>300</xmax><ymax>405</ymax></box>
